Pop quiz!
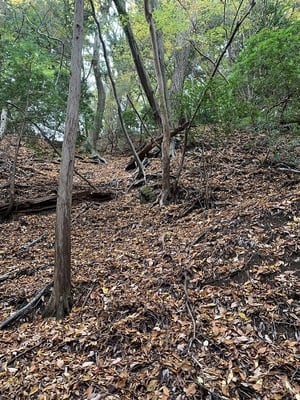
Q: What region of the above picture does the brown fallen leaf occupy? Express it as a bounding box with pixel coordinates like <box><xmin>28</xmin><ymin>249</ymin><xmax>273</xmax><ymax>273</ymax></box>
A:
<box><xmin>184</xmin><ymin>383</ymin><xmax>197</xmax><ymax>396</ymax></box>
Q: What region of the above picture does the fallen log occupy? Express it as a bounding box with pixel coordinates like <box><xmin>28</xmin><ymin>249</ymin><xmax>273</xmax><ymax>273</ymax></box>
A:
<box><xmin>0</xmin><ymin>190</ymin><xmax>114</xmax><ymax>219</ymax></box>
<box><xmin>125</xmin><ymin>121</ymin><xmax>189</xmax><ymax>170</ymax></box>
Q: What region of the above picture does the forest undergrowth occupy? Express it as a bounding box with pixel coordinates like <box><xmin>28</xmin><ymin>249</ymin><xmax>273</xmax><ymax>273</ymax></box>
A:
<box><xmin>0</xmin><ymin>131</ymin><xmax>299</xmax><ymax>400</ymax></box>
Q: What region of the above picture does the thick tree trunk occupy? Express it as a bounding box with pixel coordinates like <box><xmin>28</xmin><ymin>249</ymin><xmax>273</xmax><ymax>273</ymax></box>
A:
<box><xmin>113</xmin><ymin>0</ymin><xmax>161</xmax><ymax>127</ymax></box>
<box><xmin>169</xmin><ymin>34</ymin><xmax>191</xmax><ymax>128</ymax></box>
<box><xmin>44</xmin><ymin>0</ymin><xmax>84</xmax><ymax>320</ymax></box>
<box><xmin>168</xmin><ymin>33</ymin><xmax>191</xmax><ymax>157</ymax></box>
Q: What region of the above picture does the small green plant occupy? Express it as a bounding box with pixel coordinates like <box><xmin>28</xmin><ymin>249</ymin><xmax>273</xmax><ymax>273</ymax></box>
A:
<box><xmin>139</xmin><ymin>185</ymin><xmax>157</xmax><ymax>203</ymax></box>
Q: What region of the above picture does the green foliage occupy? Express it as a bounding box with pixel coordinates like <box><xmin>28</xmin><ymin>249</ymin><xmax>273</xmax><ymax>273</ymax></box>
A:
<box><xmin>0</xmin><ymin>0</ymin><xmax>77</xmax><ymax>138</ymax></box>
<box><xmin>1</xmin><ymin>0</ymin><xmax>299</xmax><ymax>146</ymax></box>
<box><xmin>0</xmin><ymin>37</ymin><xmax>69</xmax><ymax>129</ymax></box>
<box><xmin>249</xmin><ymin>0</ymin><xmax>295</xmax><ymax>31</ymax></box>
<box><xmin>139</xmin><ymin>185</ymin><xmax>157</xmax><ymax>203</ymax></box>
<box><xmin>153</xmin><ymin>1</ymin><xmax>189</xmax><ymax>38</ymax></box>
<box><xmin>122</xmin><ymin>108</ymin><xmax>139</xmax><ymax>131</ymax></box>
<box><xmin>217</xmin><ymin>21</ymin><xmax>300</xmax><ymax>129</ymax></box>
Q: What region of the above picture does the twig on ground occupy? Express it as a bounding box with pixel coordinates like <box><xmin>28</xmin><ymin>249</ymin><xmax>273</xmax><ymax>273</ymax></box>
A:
<box><xmin>183</xmin><ymin>270</ymin><xmax>197</xmax><ymax>347</ymax></box>
<box><xmin>82</xmin><ymin>280</ymin><xmax>98</xmax><ymax>307</ymax></box>
<box><xmin>0</xmin><ymin>268</ymin><xmax>21</xmax><ymax>283</ymax></box>
<box><xmin>21</xmin><ymin>234</ymin><xmax>46</xmax><ymax>250</ymax></box>
<box><xmin>277</xmin><ymin>167</ymin><xmax>300</xmax><ymax>174</ymax></box>
<box><xmin>0</xmin><ymin>267</ymin><xmax>36</xmax><ymax>282</ymax></box>
<box><xmin>7</xmin><ymin>338</ymin><xmax>48</xmax><ymax>366</ymax></box>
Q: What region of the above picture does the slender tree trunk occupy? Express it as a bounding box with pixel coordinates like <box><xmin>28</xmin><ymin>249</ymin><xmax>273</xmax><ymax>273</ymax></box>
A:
<box><xmin>152</xmin><ymin>0</ymin><xmax>170</xmax><ymax>118</ymax></box>
<box><xmin>145</xmin><ymin>0</ymin><xmax>171</xmax><ymax>205</ymax></box>
<box><xmin>0</xmin><ymin>107</ymin><xmax>8</xmax><ymax>139</ymax></box>
<box><xmin>88</xmin><ymin>32</ymin><xmax>106</xmax><ymax>161</ymax></box>
<box><xmin>90</xmin><ymin>0</ymin><xmax>145</xmax><ymax>179</ymax></box>
<box><xmin>89</xmin><ymin>32</ymin><xmax>106</xmax><ymax>150</ymax></box>
<box><xmin>113</xmin><ymin>0</ymin><xmax>161</xmax><ymax>127</ymax></box>
<box><xmin>44</xmin><ymin>0</ymin><xmax>84</xmax><ymax>320</ymax></box>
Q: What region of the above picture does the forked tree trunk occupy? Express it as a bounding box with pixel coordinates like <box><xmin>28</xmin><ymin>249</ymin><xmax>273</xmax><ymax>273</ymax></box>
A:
<box><xmin>44</xmin><ymin>0</ymin><xmax>84</xmax><ymax>320</ymax></box>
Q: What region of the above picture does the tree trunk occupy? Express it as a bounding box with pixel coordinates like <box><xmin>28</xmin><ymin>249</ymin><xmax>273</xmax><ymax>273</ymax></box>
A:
<box><xmin>145</xmin><ymin>0</ymin><xmax>171</xmax><ymax>205</ymax></box>
<box><xmin>169</xmin><ymin>33</ymin><xmax>191</xmax><ymax>128</ymax></box>
<box><xmin>113</xmin><ymin>0</ymin><xmax>161</xmax><ymax>127</ymax></box>
<box><xmin>0</xmin><ymin>107</ymin><xmax>8</xmax><ymax>139</ymax></box>
<box><xmin>88</xmin><ymin>32</ymin><xmax>106</xmax><ymax>161</ymax></box>
<box><xmin>90</xmin><ymin>0</ymin><xmax>145</xmax><ymax>179</ymax></box>
<box><xmin>44</xmin><ymin>0</ymin><xmax>84</xmax><ymax>320</ymax></box>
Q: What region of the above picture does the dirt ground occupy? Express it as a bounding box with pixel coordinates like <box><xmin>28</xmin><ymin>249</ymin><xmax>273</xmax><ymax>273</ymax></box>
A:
<box><xmin>0</xmin><ymin>131</ymin><xmax>299</xmax><ymax>399</ymax></box>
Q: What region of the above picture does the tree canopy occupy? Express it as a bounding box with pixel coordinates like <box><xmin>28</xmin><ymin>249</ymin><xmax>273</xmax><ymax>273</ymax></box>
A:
<box><xmin>1</xmin><ymin>0</ymin><xmax>299</xmax><ymax>142</ymax></box>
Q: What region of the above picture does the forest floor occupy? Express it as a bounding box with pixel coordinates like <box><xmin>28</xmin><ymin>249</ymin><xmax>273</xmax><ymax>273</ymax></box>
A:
<box><xmin>0</xmin><ymin>130</ymin><xmax>299</xmax><ymax>400</ymax></box>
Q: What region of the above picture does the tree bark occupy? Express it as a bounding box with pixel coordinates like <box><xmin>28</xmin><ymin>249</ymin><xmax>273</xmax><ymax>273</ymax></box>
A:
<box><xmin>88</xmin><ymin>32</ymin><xmax>106</xmax><ymax>161</ymax></box>
<box><xmin>113</xmin><ymin>0</ymin><xmax>161</xmax><ymax>127</ymax></box>
<box><xmin>0</xmin><ymin>107</ymin><xmax>8</xmax><ymax>139</ymax></box>
<box><xmin>90</xmin><ymin>0</ymin><xmax>145</xmax><ymax>179</ymax></box>
<box><xmin>145</xmin><ymin>0</ymin><xmax>171</xmax><ymax>205</ymax></box>
<box><xmin>44</xmin><ymin>0</ymin><xmax>84</xmax><ymax>320</ymax></box>
<box><xmin>169</xmin><ymin>33</ymin><xmax>191</xmax><ymax>127</ymax></box>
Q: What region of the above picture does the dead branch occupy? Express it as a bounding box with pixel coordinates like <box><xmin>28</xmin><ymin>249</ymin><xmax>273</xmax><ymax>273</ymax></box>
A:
<box><xmin>277</xmin><ymin>167</ymin><xmax>300</xmax><ymax>174</ymax></box>
<box><xmin>0</xmin><ymin>282</ymin><xmax>53</xmax><ymax>330</ymax></box>
<box><xmin>183</xmin><ymin>270</ymin><xmax>197</xmax><ymax>346</ymax></box>
<box><xmin>21</xmin><ymin>234</ymin><xmax>46</xmax><ymax>250</ymax></box>
<box><xmin>7</xmin><ymin>338</ymin><xmax>48</xmax><ymax>366</ymax></box>
<box><xmin>0</xmin><ymin>264</ymin><xmax>51</xmax><ymax>283</ymax></box>
<box><xmin>0</xmin><ymin>268</ymin><xmax>22</xmax><ymax>283</ymax></box>
<box><xmin>126</xmin><ymin>121</ymin><xmax>189</xmax><ymax>170</ymax></box>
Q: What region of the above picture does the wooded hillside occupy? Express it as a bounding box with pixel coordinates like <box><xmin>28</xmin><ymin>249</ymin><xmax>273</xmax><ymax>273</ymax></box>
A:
<box><xmin>0</xmin><ymin>0</ymin><xmax>299</xmax><ymax>398</ymax></box>
<box><xmin>0</xmin><ymin>132</ymin><xmax>299</xmax><ymax>399</ymax></box>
